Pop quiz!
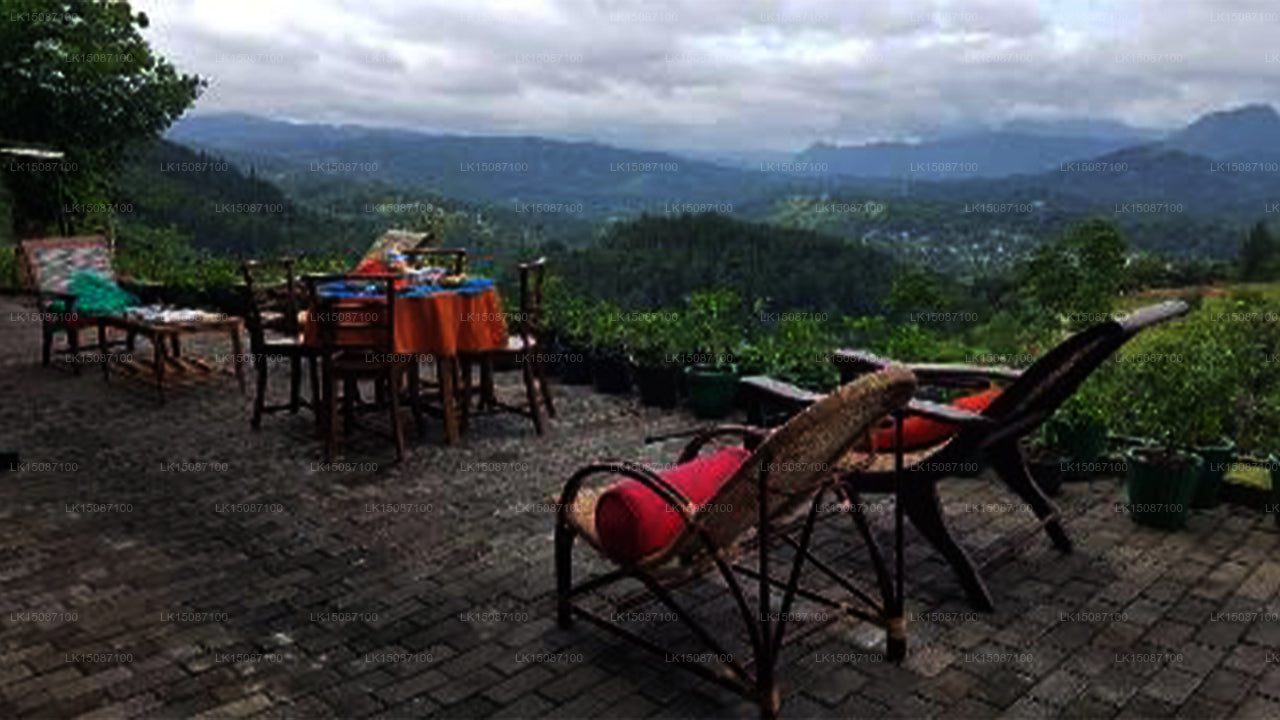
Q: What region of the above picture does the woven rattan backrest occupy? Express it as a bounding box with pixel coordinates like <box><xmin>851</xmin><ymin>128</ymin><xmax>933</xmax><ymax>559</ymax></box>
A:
<box><xmin>20</xmin><ymin>236</ymin><xmax>112</xmax><ymax>293</ymax></box>
<box><xmin>668</xmin><ymin>366</ymin><xmax>917</xmax><ymax>559</ymax></box>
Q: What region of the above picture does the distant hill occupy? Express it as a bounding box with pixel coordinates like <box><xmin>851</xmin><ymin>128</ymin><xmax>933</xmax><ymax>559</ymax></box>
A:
<box><xmin>168</xmin><ymin>114</ymin><xmax>813</xmax><ymax>219</ymax></box>
<box><xmin>114</xmin><ymin>139</ymin><xmax>377</xmax><ymax>256</ymax></box>
<box><xmin>795</xmin><ymin>132</ymin><xmax>1141</xmax><ymax>180</ymax></box>
<box><xmin>1163</xmin><ymin>103</ymin><xmax>1280</xmax><ymax>161</ymax></box>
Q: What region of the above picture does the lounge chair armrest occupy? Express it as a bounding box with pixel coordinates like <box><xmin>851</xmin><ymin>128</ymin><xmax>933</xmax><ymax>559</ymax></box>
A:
<box><xmin>904</xmin><ymin>363</ymin><xmax>1023</xmax><ymax>385</ymax></box>
<box><xmin>833</xmin><ymin>349</ymin><xmax>1020</xmax><ymax>386</ymax></box>
<box><xmin>905</xmin><ymin>399</ymin><xmax>993</xmax><ymax>426</ymax></box>
<box><xmin>739</xmin><ymin>375</ymin><xmax>822</xmax><ymax>410</ymax></box>
<box><xmin>677</xmin><ymin>424</ymin><xmax>771</xmax><ymax>463</ymax></box>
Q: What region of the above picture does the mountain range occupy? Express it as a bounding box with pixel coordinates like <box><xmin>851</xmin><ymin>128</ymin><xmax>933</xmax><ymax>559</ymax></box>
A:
<box><xmin>161</xmin><ymin>104</ymin><xmax>1280</xmax><ymax>267</ymax></box>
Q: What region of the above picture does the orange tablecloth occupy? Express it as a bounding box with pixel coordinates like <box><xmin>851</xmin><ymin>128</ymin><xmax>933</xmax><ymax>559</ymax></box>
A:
<box><xmin>303</xmin><ymin>288</ymin><xmax>508</xmax><ymax>356</ymax></box>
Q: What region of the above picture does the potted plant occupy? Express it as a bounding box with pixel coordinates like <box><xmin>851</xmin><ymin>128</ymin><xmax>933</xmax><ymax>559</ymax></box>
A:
<box><xmin>628</xmin><ymin>309</ymin><xmax>684</xmax><ymax>408</ymax></box>
<box><xmin>1043</xmin><ymin>395</ymin><xmax>1109</xmax><ymax>481</ymax></box>
<box><xmin>683</xmin><ymin>289</ymin><xmax>743</xmax><ymax>419</ymax></box>
<box><xmin>589</xmin><ymin>301</ymin><xmax>631</xmax><ymax>394</ymax></box>
<box><xmin>1021</xmin><ymin>428</ymin><xmax>1066</xmax><ymax>497</ymax></box>
<box><xmin>1118</xmin><ymin>318</ymin><xmax>1234</xmax><ymax>529</ymax></box>
<box><xmin>546</xmin><ymin>282</ymin><xmax>594</xmax><ymax>385</ymax></box>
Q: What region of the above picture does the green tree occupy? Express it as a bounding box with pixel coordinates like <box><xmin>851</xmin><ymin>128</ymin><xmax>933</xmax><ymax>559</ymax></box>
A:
<box><xmin>1</xmin><ymin>0</ymin><xmax>203</xmax><ymax>235</ymax></box>
<box><xmin>1020</xmin><ymin>217</ymin><xmax>1127</xmax><ymax>325</ymax></box>
<box><xmin>1238</xmin><ymin>220</ymin><xmax>1279</xmax><ymax>283</ymax></box>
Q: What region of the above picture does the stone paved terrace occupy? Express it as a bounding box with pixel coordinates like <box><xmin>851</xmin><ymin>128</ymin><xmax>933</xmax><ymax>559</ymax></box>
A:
<box><xmin>1</xmin><ymin>294</ymin><xmax>1279</xmax><ymax>720</ymax></box>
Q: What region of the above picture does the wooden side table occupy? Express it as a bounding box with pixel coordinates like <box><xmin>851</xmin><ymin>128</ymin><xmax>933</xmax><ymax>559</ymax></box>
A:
<box><xmin>95</xmin><ymin>315</ymin><xmax>246</xmax><ymax>402</ymax></box>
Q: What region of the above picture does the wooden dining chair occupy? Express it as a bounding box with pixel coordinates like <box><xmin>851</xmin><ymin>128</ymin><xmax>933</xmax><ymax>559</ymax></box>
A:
<box><xmin>241</xmin><ymin>259</ymin><xmax>322</xmax><ymax>429</ymax></box>
<box><xmin>304</xmin><ymin>274</ymin><xmax>413</xmax><ymax>462</ymax></box>
<box><xmin>457</xmin><ymin>258</ymin><xmax>555</xmax><ymax>434</ymax></box>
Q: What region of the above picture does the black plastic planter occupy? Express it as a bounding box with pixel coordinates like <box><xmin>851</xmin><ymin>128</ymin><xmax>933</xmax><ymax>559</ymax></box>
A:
<box><xmin>560</xmin><ymin>345</ymin><xmax>593</xmax><ymax>385</ymax></box>
<box><xmin>686</xmin><ymin>365</ymin><xmax>739</xmax><ymax>419</ymax></box>
<box><xmin>591</xmin><ymin>351</ymin><xmax>632</xmax><ymax>394</ymax></box>
<box><xmin>634</xmin><ymin>364</ymin><xmax>680</xmax><ymax>408</ymax></box>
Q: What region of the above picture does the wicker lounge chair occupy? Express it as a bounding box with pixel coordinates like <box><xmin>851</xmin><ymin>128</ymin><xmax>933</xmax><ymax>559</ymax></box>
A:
<box><xmin>740</xmin><ymin>301</ymin><xmax>1190</xmax><ymax>611</ymax></box>
<box><xmin>556</xmin><ymin>367</ymin><xmax>917</xmax><ymax>719</ymax></box>
<box><xmin>19</xmin><ymin>236</ymin><xmax>135</xmax><ymax>367</ymax></box>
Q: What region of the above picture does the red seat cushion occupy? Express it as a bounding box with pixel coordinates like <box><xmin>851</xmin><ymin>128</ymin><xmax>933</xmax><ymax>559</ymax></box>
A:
<box><xmin>594</xmin><ymin>446</ymin><xmax>751</xmax><ymax>565</ymax></box>
<box><xmin>868</xmin><ymin>388</ymin><xmax>1000</xmax><ymax>452</ymax></box>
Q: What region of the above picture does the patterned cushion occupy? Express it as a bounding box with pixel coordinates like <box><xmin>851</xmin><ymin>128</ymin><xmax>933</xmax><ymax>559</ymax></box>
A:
<box><xmin>360</xmin><ymin>229</ymin><xmax>429</xmax><ymax>266</ymax></box>
<box><xmin>21</xmin><ymin>237</ymin><xmax>113</xmax><ymax>293</ymax></box>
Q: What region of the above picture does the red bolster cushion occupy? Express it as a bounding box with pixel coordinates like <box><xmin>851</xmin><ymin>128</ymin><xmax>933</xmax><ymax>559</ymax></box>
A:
<box><xmin>868</xmin><ymin>388</ymin><xmax>1000</xmax><ymax>452</ymax></box>
<box><xmin>595</xmin><ymin>446</ymin><xmax>751</xmax><ymax>565</ymax></box>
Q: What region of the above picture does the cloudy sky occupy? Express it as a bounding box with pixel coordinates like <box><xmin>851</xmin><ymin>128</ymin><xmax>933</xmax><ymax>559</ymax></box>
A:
<box><xmin>133</xmin><ymin>0</ymin><xmax>1280</xmax><ymax>152</ymax></box>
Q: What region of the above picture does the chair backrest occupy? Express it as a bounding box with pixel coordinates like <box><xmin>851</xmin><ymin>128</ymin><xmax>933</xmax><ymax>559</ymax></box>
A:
<box><xmin>20</xmin><ymin>236</ymin><xmax>113</xmax><ymax>293</ymax></box>
<box><xmin>241</xmin><ymin>258</ymin><xmax>301</xmax><ymax>348</ymax></box>
<box><xmin>974</xmin><ymin>301</ymin><xmax>1189</xmax><ymax>447</ymax></box>
<box><xmin>516</xmin><ymin>257</ymin><xmax>547</xmax><ymax>340</ymax></box>
<box><xmin>304</xmin><ymin>273</ymin><xmax>398</xmax><ymax>356</ymax></box>
<box><xmin>667</xmin><ymin>365</ymin><xmax>917</xmax><ymax>561</ymax></box>
<box><xmin>403</xmin><ymin>248</ymin><xmax>467</xmax><ymax>275</ymax></box>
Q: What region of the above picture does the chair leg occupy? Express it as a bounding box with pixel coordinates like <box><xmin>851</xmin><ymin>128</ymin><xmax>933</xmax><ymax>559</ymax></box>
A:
<box><xmin>407</xmin><ymin>367</ymin><xmax>426</xmax><ymax>437</ymax></box>
<box><xmin>309</xmin><ymin>356</ymin><xmax>321</xmax><ymax>418</ymax></box>
<box><xmin>41</xmin><ymin>325</ymin><xmax>54</xmax><ymax>366</ymax></box>
<box><xmin>480</xmin><ymin>359</ymin><xmax>496</xmax><ymax>410</ymax></box>
<box><xmin>289</xmin><ymin>355</ymin><xmax>302</xmax><ymax>413</ymax></box>
<box><xmin>343</xmin><ymin>378</ymin><xmax>358</xmax><ymax>430</ymax></box>
<box><xmin>126</xmin><ymin>330</ymin><xmax>137</xmax><ymax>352</ymax></box>
<box><xmin>555</xmin><ymin>517</ymin><xmax>574</xmax><ymax>628</ymax></box>
<box><xmin>252</xmin><ymin>357</ymin><xmax>269</xmax><ymax>430</ymax></box>
<box><xmin>522</xmin><ymin>355</ymin><xmax>544</xmax><ymax>435</ymax></box>
<box><xmin>463</xmin><ymin>356</ymin><xmax>478</xmax><ymax>427</ymax></box>
<box><xmin>388</xmin><ymin>368</ymin><xmax>406</xmax><ymax>462</ymax></box>
<box><xmin>325</xmin><ymin>372</ymin><xmax>342</xmax><ymax>462</ymax></box>
<box><xmin>989</xmin><ymin>442</ymin><xmax>1073</xmax><ymax>553</ymax></box>
<box><xmin>535</xmin><ymin>355</ymin><xmax>555</xmax><ymax>418</ymax></box>
<box><xmin>900</xmin><ymin>483</ymin><xmax>995</xmax><ymax>612</ymax></box>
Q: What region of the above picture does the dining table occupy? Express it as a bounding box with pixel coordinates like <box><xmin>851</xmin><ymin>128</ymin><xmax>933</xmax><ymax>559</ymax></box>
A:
<box><xmin>301</xmin><ymin>277</ymin><xmax>509</xmax><ymax>445</ymax></box>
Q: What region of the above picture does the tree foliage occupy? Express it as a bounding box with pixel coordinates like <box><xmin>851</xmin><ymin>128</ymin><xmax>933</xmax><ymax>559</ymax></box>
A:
<box><xmin>0</xmin><ymin>0</ymin><xmax>203</xmax><ymax>234</ymax></box>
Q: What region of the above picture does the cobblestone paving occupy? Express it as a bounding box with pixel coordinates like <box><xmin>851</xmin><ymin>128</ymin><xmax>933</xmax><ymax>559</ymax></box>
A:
<box><xmin>1</xmin><ymin>296</ymin><xmax>1279</xmax><ymax>719</ymax></box>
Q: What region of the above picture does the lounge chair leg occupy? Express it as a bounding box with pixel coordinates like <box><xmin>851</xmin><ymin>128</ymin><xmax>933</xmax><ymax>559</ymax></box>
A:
<box><xmin>554</xmin><ymin>519</ymin><xmax>574</xmax><ymax>628</ymax></box>
<box><xmin>252</xmin><ymin>356</ymin><xmax>269</xmax><ymax>430</ymax></box>
<box><xmin>68</xmin><ymin>327</ymin><xmax>81</xmax><ymax>374</ymax></box>
<box><xmin>900</xmin><ymin>484</ymin><xmax>994</xmax><ymax>612</ymax></box>
<box><xmin>990</xmin><ymin>442</ymin><xmax>1073</xmax><ymax>553</ymax></box>
<box><xmin>42</xmin><ymin>326</ymin><xmax>53</xmax><ymax>366</ymax></box>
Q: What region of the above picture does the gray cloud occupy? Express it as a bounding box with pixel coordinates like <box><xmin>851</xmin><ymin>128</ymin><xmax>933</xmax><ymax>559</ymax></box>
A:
<box><xmin>134</xmin><ymin>0</ymin><xmax>1280</xmax><ymax>151</ymax></box>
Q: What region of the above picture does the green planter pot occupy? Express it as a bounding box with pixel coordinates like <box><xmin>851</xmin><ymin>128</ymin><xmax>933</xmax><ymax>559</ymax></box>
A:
<box><xmin>1190</xmin><ymin>440</ymin><xmax>1235</xmax><ymax>509</ymax></box>
<box><xmin>1045</xmin><ymin>417</ymin><xmax>1108</xmax><ymax>478</ymax></box>
<box><xmin>634</xmin><ymin>364</ymin><xmax>681</xmax><ymax>409</ymax></box>
<box><xmin>686</xmin><ymin>365</ymin><xmax>739</xmax><ymax>419</ymax></box>
<box><xmin>1125</xmin><ymin>447</ymin><xmax>1202</xmax><ymax>530</ymax></box>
